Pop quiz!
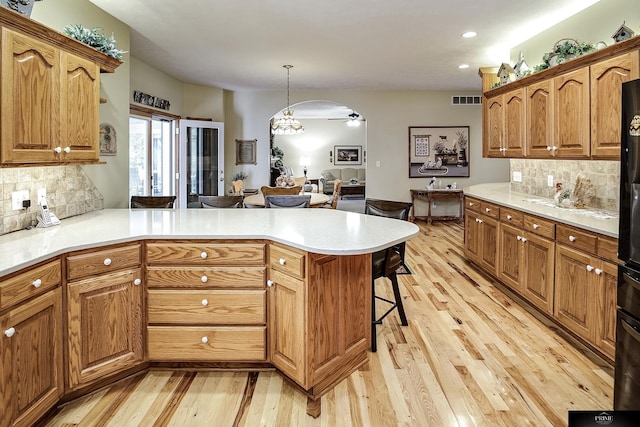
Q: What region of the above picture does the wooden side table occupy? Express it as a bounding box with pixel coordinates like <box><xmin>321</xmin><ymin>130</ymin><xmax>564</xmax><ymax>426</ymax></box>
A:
<box><xmin>410</xmin><ymin>189</ymin><xmax>464</xmax><ymax>223</ymax></box>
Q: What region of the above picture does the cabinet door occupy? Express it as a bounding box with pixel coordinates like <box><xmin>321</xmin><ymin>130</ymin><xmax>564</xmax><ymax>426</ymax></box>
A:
<box><xmin>526</xmin><ymin>80</ymin><xmax>554</xmax><ymax>157</ymax></box>
<box><xmin>554</xmin><ymin>68</ymin><xmax>591</xmax><ymax>158</ymax></box>
<box><xmin>554</xmin><ymin>246</ymin><xmax>594</xmax><ymax>339</ymax></box>
<box><xmin>0</xmin><ymin>289</ymin><xmax>62</xmax><ymax>427</ymax></box>
<box><xmin>0</xmin><ymin>28</ymin><xmax>60</xmax><ymax>164</ymax></box>
<box><xmin>522</xmin><ymin>232</ymin><xmax>555</xmax><ymax>315</ymax></box>
<box><xmin>484</xmin><ymin>94</ymin><xmax>504</xmax><ymax>157</ymax></box>
<box><xmin>503</xmin><ymin>88</ymin><xmax>526</xmax><ymax>157</ymax></box>
<box><xmin>269</xmin><ymin>269</ymin><xmax>306</xmax><ymax>387</ymax></box>
<box><xmin>67</xmin><ymin>268</ymin><xmax>144</xmax><ymax>390</ymax></box>
<box><xmin>498</xmin><ymin>222</ymin><xmax>524</xmax><ymax>293</ymax></box>
<box><xmin>479</xmin><ymin>215</ymin><xmax>499</xmax><ymax>275</ymax></box>
<box><xmin>60</xmin><ymin>53</ymin><xmax>100</xmax><ymax>162</ymax></box>
<box><xmin>590</xmin><ymin>51</ymin><xmax>640</xmax><ymax>158</ymax></box>
<box><xmin>464</xmin><ymin>212</ymin><xmax>481</xmax><ymax>263</ymax></box>
<box><xmin>594</xmin><ymin>260</ymin><xmax>617</xmax><ymax>360</ymax></box>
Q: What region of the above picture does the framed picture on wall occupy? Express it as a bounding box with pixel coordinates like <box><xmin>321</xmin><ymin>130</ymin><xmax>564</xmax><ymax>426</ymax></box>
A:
<box><xmin>334</xmin><ymin>145</ymin><xmax>362</xmax><ymax>165</ymax></box>
<box><xmin>408</xmin><ymin>126</ymin><xmax>469</xmax><ymax>178</ymax></box>
<box><xmin>235</xmin><ymin>139</ymin><xmax>257</xmax><ymax>165</ymax></box>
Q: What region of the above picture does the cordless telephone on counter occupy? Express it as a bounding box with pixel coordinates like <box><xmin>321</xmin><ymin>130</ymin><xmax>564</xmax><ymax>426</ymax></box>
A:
<box><xmin>37</xmin><ymin>199</ymin><xmax>60</xmax><ymax>228</ymax></box>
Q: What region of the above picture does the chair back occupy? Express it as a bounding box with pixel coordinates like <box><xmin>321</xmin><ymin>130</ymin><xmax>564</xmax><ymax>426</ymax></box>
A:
<box><xmin>328</xmin><ymin>179</ymin><xmax>342</xmax><ymax>209</ymax></box>
<box><xmin>261</xmin><ymin>185</ymin><xmax>302</xmax><ymax>196</ymax></box>
<box><xmin>293</xmin><ymin>177</ymin><xmax>307</xmax><ymax>187</ymax></box>
<box><xmin>231</xmin><ymin>180</ymin><xmax>244</xmax><ymax>195</ymax></box>
<box><xmin>364</xmin><ymin>199</ymin><xmax>412</xmax><ymax>220</ymax></box>
<box><xmin>130</xmin><ymin>196</ymin><xmax>176</xmax><ymax>208</ymax></box>
<box><xmin>198</xmin><ymin>195</ymin><xmax>244</xmax><ymax>208</ymax></box>
<box><xmin>264</xmin><ymin>195</ymin><xmax>311</xmax><ymax>208</ymax></box>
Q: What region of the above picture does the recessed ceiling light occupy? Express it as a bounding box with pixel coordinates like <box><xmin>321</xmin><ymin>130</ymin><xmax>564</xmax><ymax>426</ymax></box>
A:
<box><xmin>458</xmin><ymin>64</ymin><xmax>470</xmax><ymax>69</ymax></box>
<box><xmin>462</xmin><ymin>31</ymin><xmax>477</xmax><ymax>38</ymax></box>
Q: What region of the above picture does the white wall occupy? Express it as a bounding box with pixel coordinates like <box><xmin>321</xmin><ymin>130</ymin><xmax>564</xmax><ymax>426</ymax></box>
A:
<box><xmin>227</xmin><ymin>90</ymin><xmax>509</xmax><ymax>202</ymax></box>
<box><xmin>130</xmin><ymin>57</ymin><xmax>183</xmax><ymax>115</ymax></box>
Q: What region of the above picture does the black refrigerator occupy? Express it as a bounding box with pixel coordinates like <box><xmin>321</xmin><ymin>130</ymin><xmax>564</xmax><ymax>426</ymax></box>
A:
<box><xmin>615</xmin><ymin>78</ymin><xmax>640</xmax><ymax>410</ymax></box>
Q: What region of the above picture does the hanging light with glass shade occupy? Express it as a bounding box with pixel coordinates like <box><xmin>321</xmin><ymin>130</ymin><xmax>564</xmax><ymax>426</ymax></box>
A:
<box><xmin>271</xmin><ymin>65</ymin><xmax>304</xmax><ymax>135</ymax></box>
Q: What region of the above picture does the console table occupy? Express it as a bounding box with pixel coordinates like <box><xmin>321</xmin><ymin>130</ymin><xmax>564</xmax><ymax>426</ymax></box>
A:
<box><xmin>410</xmin><ymin>188</ymin><xmax>464</xmax><ymax>223</ymax></box>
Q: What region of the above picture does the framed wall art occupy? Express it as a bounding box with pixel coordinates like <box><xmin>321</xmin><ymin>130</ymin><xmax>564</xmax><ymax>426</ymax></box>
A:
<box><xmin>235</xmin><ymin>138</ymin><xmax>257</xmax><ymax>165</ymax></box>
<box><xmin>334</xmin><ymin>145</ymin><xmax>362</xmax><ymax>165</ymax></box>
<box><xmin>408</xmin><ymin>126</ymin><xmax>469</xmax><ymax>178</ymax></box>
<box><xmin>99</xmin><ymin>123</ymin><xmax>117</xmax><ymax>155</ymax></box>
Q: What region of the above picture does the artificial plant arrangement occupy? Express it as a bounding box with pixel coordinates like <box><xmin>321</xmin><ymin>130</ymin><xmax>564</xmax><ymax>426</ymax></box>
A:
<box><xmin>63</xmin><ymin>24</ymin><xmax>127</xmax><ymax>60</ymax></box>
<box><xmin>232</xmin><ymin>171</ymin><xmax>248</xmax><ymax>181</ymax></box>
<box><xmin>533</xmin><ymin>39</ymin><xmax>596</xmax><ymax>73</ymax></box>
<box><xmin>271</xmin><ymin>146</ymin><xmax>284</xmax><ymax>169</ymax></box>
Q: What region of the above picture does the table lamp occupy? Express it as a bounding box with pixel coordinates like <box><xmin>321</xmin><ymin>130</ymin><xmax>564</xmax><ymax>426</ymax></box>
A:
<box><xmin>299</xmin><ymin>156</ymin><xmax>310</xmax><ymax>179</ymax></box>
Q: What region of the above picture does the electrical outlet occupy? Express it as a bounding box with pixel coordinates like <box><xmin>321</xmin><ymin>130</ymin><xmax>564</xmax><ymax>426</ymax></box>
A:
<box><xmin>547</xmin><ymin>175</ymin><xmax>554</xmax><ymax>187</ymax></box>
<box><xmin>512</xmin><ymin>171</ymin><xmax>522</xmax><ymax>182</ymax></box>
<box><xmin>11</xmin><ymin>190</ymin><xmax>29</xmax><ymax>210</ymax></box>
<box><xmin>37</xmin><ymin>188</ymin><xmax>47</xmax><ymax>205</ymax></box>
<box><xmin>375</xmin><ymin>160</ymin><xmax>381</xmax><ymax>167</ymax></box>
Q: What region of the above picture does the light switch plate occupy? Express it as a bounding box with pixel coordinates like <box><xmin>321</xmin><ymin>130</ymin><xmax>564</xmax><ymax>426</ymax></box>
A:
<box><xmin>547</xmin><ymin>175</ymin><xmax>554</xmax><ymax>187</ymax></box>
<box><xmin>37</xmin><ymin>188</ymin><xmax>47</xmax><ymax>205</ymax></box>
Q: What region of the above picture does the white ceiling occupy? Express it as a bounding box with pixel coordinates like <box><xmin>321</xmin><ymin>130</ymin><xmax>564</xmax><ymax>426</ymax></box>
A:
<box><xmin>89</xmin><ymin>0</ymin><xmax>598</xmax><ymax>110</ymax></box>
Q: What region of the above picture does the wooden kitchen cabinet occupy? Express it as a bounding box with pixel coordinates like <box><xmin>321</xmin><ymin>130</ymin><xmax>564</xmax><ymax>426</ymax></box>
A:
<box><xmin>526</xmin><ymin>79</ymin><xmax>554</xmax><ymax>157</ymax></box>
<box><xmin>60</xmin><ymin>52</ymin><xmax>100</xmax><ymax>162</ymax></box>
<box><xmin>268</xmin><ymin>242</ymin><xmax>370</xmax><ymax>411</ymax></box>
<box><xmin>483</xmin><ymin>93</ymin><xmax>503</xmax><ymax>157</ymax></box>
<box><xmin>1</xmin><ymin>289</ymin><xmax>63</xmax><ymax>427</ymax></box>
<box><xmin>553</xmin><ymin>67</ymin><xmax>591</xmax><ymax>158</ymax></box>
<box><xmin>0</xmin><ymin>8</ymin><xmax>121</xmax><ymax>166</ymax></box>
<box><xmin>590</xmin><ymin>50</ymin><xmax>640</xmax><ymax>158</ymax></box>
<box><xmin>503</xmin><ymin>88</ymin><xmax>526</xmax><ymax>157</ymax></box>
<box><xmin>146</xmin><ymin>241</ymin><xmax>267</xmax><ymax>362</ymax></box>
<box><xmin>464</xmin><ymin>198</ymin><xmax>499</xmax><ymax>276</ymax></box>
<box><xmin>0</xmin><ymin>28</ymin><xmax>60</xmax><ymax>164</ymax></box>
<box><xmin>66</xmin><ymin>244</ymin><xmax>144</xmax><ymax>391</ymax></box>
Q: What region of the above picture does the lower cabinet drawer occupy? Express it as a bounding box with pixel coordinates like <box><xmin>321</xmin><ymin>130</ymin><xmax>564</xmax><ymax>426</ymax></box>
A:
<box><xmin>148</xmin><ymin>326</ymin><xmax>266</xmax><ymax>361</ymax></box>
<box><xmin>148</xmin><ymin>289</ymin><xmax>266</xmax><ymax>324</ymax></box>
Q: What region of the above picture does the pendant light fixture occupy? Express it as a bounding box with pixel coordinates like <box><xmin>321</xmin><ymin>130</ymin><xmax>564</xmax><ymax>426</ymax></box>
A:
<box><xmin>271</xmin><ymin>65</ymin><xmax>304</xmax><ymax>135</ymax></box>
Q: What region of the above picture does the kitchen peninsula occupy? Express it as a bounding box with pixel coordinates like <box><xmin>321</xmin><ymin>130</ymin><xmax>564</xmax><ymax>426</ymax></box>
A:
<box><xmin>0</xmin><ymin>209</ymin><xmax>418</xmax><ymax>425</ymax></box>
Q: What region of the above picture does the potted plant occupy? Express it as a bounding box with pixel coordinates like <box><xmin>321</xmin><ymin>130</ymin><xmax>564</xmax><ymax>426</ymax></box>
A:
<box><xmin>271</xmin><ymin>146</ymin><xmax>284</xmax><ymax>169</ymax></box>
<box><xmin>232</xmin><ymin>171</ymin><xmax>248</xmax><ymax>181</ymax></box>
<box><xmin>456</xmin><ymin>130</ymin><xmax>468</xmax><ymax>166</ymax></box>
<box><xmin>62</xmin><ymin>24</ymin><xmax>127</xmax><ymax>60</ymax></box>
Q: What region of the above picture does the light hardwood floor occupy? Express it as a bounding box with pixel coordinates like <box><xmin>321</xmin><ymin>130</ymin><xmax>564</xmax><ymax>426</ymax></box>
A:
<box><xmin>44</xmin><ymin>222</ymin><xmax>613</xmax><ymax>427</ymax></box>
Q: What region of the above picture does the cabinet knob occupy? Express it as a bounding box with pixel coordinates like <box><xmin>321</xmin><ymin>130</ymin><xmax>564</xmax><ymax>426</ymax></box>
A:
<box><xmin>201</xmin><ymin>299</ymin><xmax>208</xmax><ymax>306</ymax></box>
<box><xmin>279</xmin><ymin>258</ymin><xmax>286</xmax><ymax>265</ymax></box>
<box><xmin>201</xmin><ymin>275</ymin><xmax>208</xmax><ymax>283</ymax></box>
<box><xmin>63</xmin><ymin>147</ymin><xmax>71</xmax><ymax>153</ymax></box>
<box><xmin>103</xmin><ymin>258</ymin><xmax>112</xmax><ymax>266</ymax></box>
<box><xmin>478</xmin><ymin>219</ymin><xmax>483</xmax><ymax>224</ymax></box>
<box><xmin>569</xmin><ymin>235</ymin><xmax>576</xmax><ymax>242</ymax></box>
<box><xmin>532</xmin><ymin>224</ymin><xmax>539</xmax><ymax>229</ymax></box>
<box><xmin>595</xmin><ymin>268</ymin><xmax>602</xmax><ymax>275</ymax></box>
<box><xmin>200</xmin><ymin>251</ymin><xmax>208</xmax><ymax>259</ymax></box>
<box><xmin>54</xmin><ymin>146</ymin><xmax>62</xmax><ymax>153</ymax></box>
<box><xmin>32</xmin><ymin>278</ymin><xmax>42</xmax><ymax>288</ymax></box>
<box><xmin>133</xmin><ymin>278</ymin><xmax>141</xmax><ymax>286</ymax></box>
<box><xmin>469</xmin><ymin>202</ymin><xmax>474</xmax><ymax>207</ymax></box>
<box><xmin>266</xmin><ymin>280</ymin><xmax>274</xmax><ymax>287</ymax></box>
<box><xmin>4</xmin><ymin>327</ymin><xmax>15</xmax><ymax>338</ymax></box>
<box><xmin>485</xmin><ymin>207</ymin><xmax>490</xmax><ymax>212</ymax></box>
<box><xmin>546</xmin><ymin>146</ymin><xmax>552</xmax><ymax>151</ymax></box>
<box><xmin>517</xmin><ymin>235</ymin><xmax>522</xmax><ymax>241</ymax></box>
<box><xmin>552</xmin><ymin>146</ymin><xmax>558</xmax><ymax>151</ymax></box>
<box><xmin>586</xmin><ymin>265</ymin><xmax>594</xmax><ymax>272</ymax></box>
<box><xmin>201</xmin><ymin>336</ymin><xmax>208</xmax><ymax>344</ymax></box>
<box><xmin>506</xmin><ymin>215</ymin><xmax>512</xmax><ymax>220</ymax></box>
<box><xmin>521</xmin><ymin>237</ymin><xmax>527</xmax><ymax>242</ymax></box>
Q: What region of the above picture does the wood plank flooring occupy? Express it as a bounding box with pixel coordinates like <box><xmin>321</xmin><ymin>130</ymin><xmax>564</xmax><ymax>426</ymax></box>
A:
<box><xmin>43</xmin><ymin>222</ymin><xmax>613</xmax><ymax>427</ymax></box>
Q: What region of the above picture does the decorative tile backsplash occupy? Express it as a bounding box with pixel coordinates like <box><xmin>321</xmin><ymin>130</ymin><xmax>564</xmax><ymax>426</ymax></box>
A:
<box><xmin>509</xmin><ymin>159</ymin><xmax>620</xmax><ymax>211</ymax></box>
<box><xmin>0</xmin><ymin>166</ymin><xmax>103</xmax><ymax>235</ymax></box>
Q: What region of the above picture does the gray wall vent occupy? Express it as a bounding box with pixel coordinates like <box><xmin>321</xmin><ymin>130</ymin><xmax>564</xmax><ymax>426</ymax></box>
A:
<box><xmin>451</xmin><ymin>96</ymin><xmax>482</xmax><ymax>105</ymax></box>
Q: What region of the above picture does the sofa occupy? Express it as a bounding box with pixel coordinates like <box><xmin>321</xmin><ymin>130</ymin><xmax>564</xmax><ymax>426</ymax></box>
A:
<box><xmin>320</xmin><ymin>167</ymin><xmax>366</xmax><ymax>194</ymax></box>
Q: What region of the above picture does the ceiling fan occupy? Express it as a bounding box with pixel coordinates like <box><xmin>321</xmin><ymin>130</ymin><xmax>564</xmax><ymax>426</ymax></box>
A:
<box><xmin>329</xmin><ymin>111</ymin><xmax>365</xmax><ymax>126</ymax></box>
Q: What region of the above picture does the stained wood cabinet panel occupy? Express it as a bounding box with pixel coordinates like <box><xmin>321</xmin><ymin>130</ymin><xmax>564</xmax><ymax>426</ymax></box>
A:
<box><xmin>146</xmin><ymin>240</ymin><xmax>267</xmax><ymax>362</ymax></box>
<box><xmin>521</xmin><ymin>231</ymin><xmax>555</xmax><ymax>315</ymax></box>
<box><xmin>503</xmin><ymin>88</ymin><xmax>526</xmax><ymax>157</ymax></box>
<box><xmin>483</xmin><ymin>94</ymin><xmax>503</xmax><ymax>157</ymax></box>
<box><xmin>0</xmin><ymin>289</ymin><xmax>62</xmax><ymax>427</ymax></box>
<box><xmin>526</xmin><ymin>79</ymin><xmax>554</xmax><ymax>157</ymax></box>
<box><xmin>464</xmin><ymin>199</ymin><xmax>499</xmax><ymax>276</ymax></box>
<box><xmin>0</xmin><ymin>28</ymin><xmax>60</xmax><ymax>164</ymax></box>
<box><xmin>498</xmin><ymin>222</ymin><xmax>524</xmax><ymax>293</ymax></box>
<box><xmin>553</xmin><ymin>67</ymin><xmax>591</xmax><ymax>158</ymax></box>
<box><xmin>0</xmin><ymin>259</ymin><xmax>60</xmax><ymax>310</ymax></box>
<box><xmin>590</xmin><ymin>50</ymin><xmax>640</xmax><ymax>158</ymax></box>
<box><xmin>60</xmin><ymin>52</ymin><xmax>100</xmax><ymax>161</ymax></box>
<box><xmin>67</xmin><ymin>268</ymin><xmax>144</xmax><ymax>391</ymax></box>
<box><xmin>268</xmin><ymin>243</ymin><xmax>370</xmax><ymax>397</ymax></box>
<box><xmin>594</xmin><ymin>260</ymin><xmax>617</xmax><ymax>360</ymax></box>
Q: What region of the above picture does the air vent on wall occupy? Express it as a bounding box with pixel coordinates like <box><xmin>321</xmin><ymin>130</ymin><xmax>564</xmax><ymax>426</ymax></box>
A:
<box><xmin>451</xmin><ymin>96</ymin><xmax>482</xmax><ymax>105</ymax></box>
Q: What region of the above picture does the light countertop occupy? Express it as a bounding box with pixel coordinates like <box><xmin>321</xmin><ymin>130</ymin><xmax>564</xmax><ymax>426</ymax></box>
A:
<box><xmin>0</xmin><ymin>208</ymin><xmax>419</xmax><ymax>276</ymax></box>
<box><xmin>464</xmin><ymin>183</ymin><xmax>618</xmax><ymax>238</ymax></box>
